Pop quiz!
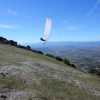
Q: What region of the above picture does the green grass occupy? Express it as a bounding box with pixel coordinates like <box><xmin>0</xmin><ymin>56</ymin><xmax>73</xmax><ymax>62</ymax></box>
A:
<box><xmin>30</xmin><ymin>78</ymin><xmax>100</xmax><ymax>100</ymax></box>
<box><xmin>0</xmin><ymin>76</ymin><xmax>28</xmax><ymax>91</ymax></box>
<box><xmin>28</xmin><ymin>96</ymin><xmax>32</xmax><ymax>100</ymax></box>
<box><xmin>0</xmin><ymin>44</ymin><xmax>68</xmax><ymax>66</ymax></box>
<box><xmin>0</xmin><ymin>76</ymin><xmax>99</xmax><ymax>100</ymax></box>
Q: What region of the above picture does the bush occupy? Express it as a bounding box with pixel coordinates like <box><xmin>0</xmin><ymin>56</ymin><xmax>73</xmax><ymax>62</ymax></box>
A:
<box><xmin>26</xmin><ymin>45</ymin><xmax>31</xmax><ymax>50</ymax></box>
<box><xmin>0</xmin><ymin>37</ymin><xmax>7</xmax><ymax>43</ymax></box>
<box><xmin>55</xmin><ymin>56</ymin><xmax>63</xmax><ymax>61</ymax></box>
<box><xmin>3</xmin><ymin>40</ymin><xmax>8</xmax><ymax>44</ymax></box>
<box><xmin>37</xmin><ymin>51</ymin><xmax>43</xmax><ymax>54</ymax></box>
<box><xmin>17</xmin><ymin>45</ymin><xmax>26</xmax><ymax>49</ymax></box>
<box><xmin>63</xmin><ymin>58</ymin><xmax>71</xmax><ymax>65</ymax></box>
<box><xmin>45</xmin><ymin>53</ymin><xmax>55</xmax><ymax>58</ymax></box>
<box><xmin>71</xmin><ymin>64</ymin><xmax>76</xmax><ymax>68</ymax></box>
<box><xmin>8</xmin><ymin>40</ymin><xmax>17</xmax><ymax>46</ymax></box>
<box><xmin>32</xmin><ymin>49</ymin><xmax>38</xmax><ymax>53</ymax></box>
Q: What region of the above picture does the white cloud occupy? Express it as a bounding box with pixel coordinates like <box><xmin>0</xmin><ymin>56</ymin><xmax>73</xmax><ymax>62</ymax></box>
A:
<box><xmin>0</xmin><ymin>24</ymin><xmax>18</xmax><ymax>28</ymax></box>
<box><xmin>85</xmin><ymin>0</ymin><xmax>100</xmax><ymax>18</ymax></box>
<box><xmin>62</xmin><ymin>17</ymin><xmax>74</xmax><ymax>24</ymax></box>
<box><xmin>85</xmin><ymin>10</ymin><xmax>94</xmax><ymax>18</ymax></box>
<box><xmin>62</xmin><ymin>19</ymin><xmax>70</xmax><ymax>24</ymax></box>
<box><xmin>7</xmin><ymin>9</ymin><xmax>18</xmax><ymax>15</ymax></box>
<box><xmin>94</xmin><ymin>0</ymin><xmax>100</xmax><ymax>8</ymax></box>
<box><xmin>63</xmin><ymin>26</ymin><xmax>81</xmax><ymax>30</ymax></box>
<box><xmin>64</xmin><ymin>26</ymin><xmax>76</xmax><ymax>30</ymax></box>
<box><xmin>21</xmin><ymin>14</ymin><xmax>31</xmax><ymax>19</ymax></box>
<box><xmin>67</xmin><ymin>26</ymin><xmax>75</xmax><ymax>30</ymax></box>
<box><xmin>62</xmin><ymin>17</ymin><xmax>82</xmax><ymax>30</ymax></box>
<box><xmin>7</xmin><ymin>9</ymin><xmax>31</xmax><ymax>19</ymax></box>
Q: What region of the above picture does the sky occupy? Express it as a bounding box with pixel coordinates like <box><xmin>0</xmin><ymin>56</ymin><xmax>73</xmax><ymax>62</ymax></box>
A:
<box><xmin>0</xmin><ymin>0</ymin><xmax>100</xmax><ymax>44</ymax></box>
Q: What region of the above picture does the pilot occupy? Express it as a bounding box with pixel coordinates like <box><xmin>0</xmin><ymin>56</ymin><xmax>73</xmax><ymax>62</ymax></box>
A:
<box><xmin>40</xmin><ymin>38</ymin><xmax>45</xmax><ymax>41</ymax></box>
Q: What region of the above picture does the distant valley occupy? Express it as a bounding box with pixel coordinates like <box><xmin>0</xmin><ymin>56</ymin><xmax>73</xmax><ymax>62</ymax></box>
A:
<box><xmin>30</xmin><ymin>41</ymin><xmax>100</xmax><ymax>73</ymax></box>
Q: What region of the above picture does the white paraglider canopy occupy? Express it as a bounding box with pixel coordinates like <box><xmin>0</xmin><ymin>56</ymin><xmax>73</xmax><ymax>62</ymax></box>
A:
<box><xmin>40</xmin><ymin>18</ymin><xmax>52</xmax><ymax>44</ymax></box>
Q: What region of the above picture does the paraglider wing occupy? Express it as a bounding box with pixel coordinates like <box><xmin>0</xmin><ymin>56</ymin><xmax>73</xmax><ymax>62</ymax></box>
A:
<box><xmin>43</xmin><ymin>18</ymin><xmax>52</xmax><ymax>44</ymax></box>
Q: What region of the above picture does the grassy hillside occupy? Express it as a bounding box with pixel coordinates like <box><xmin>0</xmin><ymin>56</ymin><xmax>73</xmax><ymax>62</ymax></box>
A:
<box><xmin>0</xmin><ymin>44</ymin><xmax>100</xmax><ymax>100</ymax></box>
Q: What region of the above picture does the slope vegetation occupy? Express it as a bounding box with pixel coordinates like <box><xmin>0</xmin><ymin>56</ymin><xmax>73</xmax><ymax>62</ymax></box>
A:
<box><xmin>0</xmin><ymin>44</ymin><xmax>100</xmax><ymax>100</ymax></box>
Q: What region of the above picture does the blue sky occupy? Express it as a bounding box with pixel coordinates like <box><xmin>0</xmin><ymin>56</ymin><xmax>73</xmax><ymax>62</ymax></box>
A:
<box><xmin>0</xmin><ymin>0</ymin><xmax>100</xmax><ymax>44</ymax></box>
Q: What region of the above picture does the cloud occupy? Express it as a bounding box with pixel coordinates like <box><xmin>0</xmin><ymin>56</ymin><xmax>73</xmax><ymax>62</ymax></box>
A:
<box><xmin>94</xmin><ymin>0</ymin><xmax>100</xmax><ymax>8</ymax></box>
<box><xmin>63</xmin><ymin>26</ymin><xmax>81</xmax><ymax>30</ymax></box>
<box><xmin>65</xmin><ymin>26</ymin><xmax>76</xmax><ymax>30</ymax></box>
<box><xmin>64</xmin><ymin>26</ymin><xmax>76</xmax><ymax>30</ymax></box>
<box><xmin>85</xmin><ymin>10</ymin><xmax>94</xmax><ymax>18</ymax></box>
<box><xmin>21</xmin><ymin>14</ymin><xmax>31</xmax><ymax>19</ymax></box>
<box><xmin>0</xmin><ymin>24</ymin><xmax>18</xmax><ymax>28</ymax></box>
<box><xmin>62</xmin><ymin>19</ymin><xmax>70</xmax><ymax>24</ymax></box>
<box><xmin>7</xmin><ymin>9</ymin><xmax>31</xmax><ymax>18</ymax></box>
<box><xmin>62</xmin><ymin>18</ymin><xmax>80</xmax><ymax>30</ymax></box>
<box><xmin>7</xmin><ymin>9</ymin><xmax>18</xmax><ymax>15</ymax></box>
<box><xmin>62</xmin><ymin>17</ymin><xmax>74</xmax><ymax>24</ymax></box>
<box><xmin>85</xmin><ymin>0</ymin><xmax>100</xmax><ymax>18</ymax></box>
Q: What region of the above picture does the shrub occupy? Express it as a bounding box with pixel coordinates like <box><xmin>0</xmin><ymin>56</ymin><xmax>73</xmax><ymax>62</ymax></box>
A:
<box><xmin>71</xmin><ymin>64</ymin><xmax>76</xmax><ymax>68</ymax></box>
<box><xmin>32</xmin><ymin>49</ymin><xmax>38</xmax><ymax>53</ymax></box>
<box><xmin>55</xmin><ymin>56</ymin><xmax>63</xmax><ymax>61</ymax></box>
<box><xmin>8</xmin><ymin>40</ymin><xmax>17</xmax><ymax>46</ymax></box>
<box><xmin>26</xmin><ymin>45</ymin><xmax>31</xmax><ymax>50</ymax></box>
<box><xmin>17</xmin><ymin>45</ymin><xmax>26</xmax><ymax>49</ymax></box>
<box><xmin>3</xmin><ymin>40</ymin><xmax>8</xmax><ymax>44</ymax></box>
<box><xmin>63</xmin><ymin>58</ymin><xmax>71</xmax><ymax>65</ymax></box>
<box><xmin>45</xmin><ymin>53</ymin><xmax>55</xmax><ymax>58</ymax></box>
<box><xmin>37</xmin><ymin>51</ymin><xmax>43</xmax><ymax>54</ymax></box>
<box><xmin>0</xmin><ymin>37</ymin><xmax>7</xmax><ymax>43</ymax></box>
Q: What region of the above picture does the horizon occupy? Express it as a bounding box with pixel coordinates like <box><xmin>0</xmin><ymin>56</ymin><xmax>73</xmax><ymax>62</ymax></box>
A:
<box><xmin>0</xmin><ymin>0</ymin><xmax>100</xmax><ymax>44</ymax></box>
<box><xmin>21</xmin><ymin>40</ymin><xmax>100</xmax><ymax>46</ymax></box>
